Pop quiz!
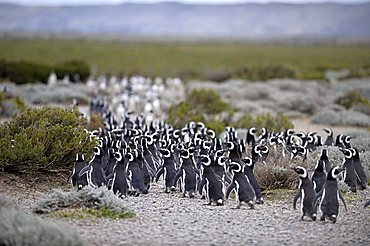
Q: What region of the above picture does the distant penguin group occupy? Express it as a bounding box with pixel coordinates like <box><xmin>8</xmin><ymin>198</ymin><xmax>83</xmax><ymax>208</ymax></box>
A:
<box><xmin>67</xmin><ymin>79</ymin><xmax>369</xmax><ymax>223</ymax></box>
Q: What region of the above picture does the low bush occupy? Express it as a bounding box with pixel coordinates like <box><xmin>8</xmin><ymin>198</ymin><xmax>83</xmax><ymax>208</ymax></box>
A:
<box><xmin>0</xmin><ymin>60</ymin><xmax>50</xmax><ymax>84</ymax></box>
<box><xmin>0</xmin><ymin>91</ymin><xmax>27</xmax><ymax>117</ymax></box>
<box><xmin>33</xmin><ymin>187</ymin><xmax>135</xmax><ymax>219</ymax></box>
<box><xmin>235</xmin><ymin>112</ymin><xmax>294</xmax><ymax>133</ymax></box>
<box><xmin>0</xmin><ymin>107</ymin><xmax>94</xmax><ymax>173</ymax></box>
<box><xmin>187</xmin><ymin>88</ymin><xmax>230</xmax><ymax>115</ymax></box>
<box><xmin>54</xmin><ymin>60</ymin><xmax>90</xmax><ymax>82</ymax></box>
<box><xmin>235</xmin><ymin>64</ymin><xmax>297</xmax><ymax>81</ymax></box>
<box><xmin>335</xmin><ymin>90</ymin><xmax>370</xmax><ymax>109</ymax></box>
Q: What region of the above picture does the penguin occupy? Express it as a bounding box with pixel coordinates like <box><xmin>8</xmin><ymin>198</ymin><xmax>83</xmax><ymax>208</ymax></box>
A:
<box><xmin>340</xmin><ymin>148</ymin><xmax>357</xmax><ymax>192</ymax></box>
<box><xmin>323</xmin><ymin>128</ymin><xmax>334</xmax><ymax>146</ymax></box>
<box><xmin>351</xmin><ymin>147</ymin><xmax>368</xmax><ymax>190</ymax></box>
<box><xmin>155</xmin><ymin>148</ymin><xmax>177</xmax><ymax>193</ymax></box>
<box><xmin>311</xmin><ymin>160</ymin><xmax>326</xmax><ymax>193</ymax></box>
<box><xmin>364</xmin><ymin>200</ymin><xmax>370</xmax><ymax>208</ymax></box>
<box><xmin>173</xmin><ymin>148</ymin><xmax>197</xmax><ymax>198</ymax></box>
<box><xmin>242</xmin><ymin>157</ymin><xmax>264</xmax><ymax>204</ymax></box>
<box><xmin>107</xmin><ymin>150</ymin><xmax>130</xmax><ymax>198</ymax></box>
<box><xmin>314</xmin><ymin>166</ymin><xmax>347</xmax><ymax>223</ymax></box>
<box><xmin>67</xmin><ymin>153</ymin><xmax>88</xmax><ymax>190</ymax></box>
<box><xmin>79</xmin><ymin>147</ymin><xmax>106</xmax><ymax>188</ymax></box>
<box><xmin>246</xmin><ymin>127</ymin><xmax>258</xmax><ymax>146</ymax></box>
<box><xmin>292</xmin><ymin>166</ymin><xmax>317</xmax><ymax>221</ymax></box>
<box><xmin>199</xmin><ymin>155</ymin><xmax>225</xmax><ymax>206</ymax></box>
<box><xmin>126</xmin><ymin>149</ymin><xmax>149</xmax><ymax>195</ymax></box>
<box><xmin>319</xmin><ymin>149</ymin><xmax>332</xmax><ymax>174</ymax></box>
<box><xmin>104</xmin><ymin>148</ymin><xmax>117</xmax><ymax>177</ymax></box>
<box><xmin>226</xmin><ymin>162</ymin><xmax>255</xmax><ymax>209</ymax></box>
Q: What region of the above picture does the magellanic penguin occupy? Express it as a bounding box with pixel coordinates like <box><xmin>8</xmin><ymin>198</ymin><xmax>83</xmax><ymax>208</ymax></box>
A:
<box><xmin>314</xmin><ymin>166</ymin><xmax>347</xmax><ymax>223</ymax></box>
<box><xmin>67</xmin><ymin>153</ymin><xmax>88</xmax><ymax>190</ymax></box>
<box><xmin>323</xmin><ymin>128</ymin><xmax>334</xmax><ymax>146</ymax></box>
<box><xmin>351</xmin><ymin>148</ymin><xmax>368</xmax><ymax>190</ymax></box>
<box><xmin>319</xmin><ymin>149</ymin><xmax>332</xmax><ymax>174</ymax></box>
<box><xmin>340</xmin><ymin>148</ymin><xmax>357</xmax><ymax>192</ymax></box>
<box><xmin>312</xmin><ymin>160</ymin><xmax>327</xmax><ymax>193</ymax></box>
<box><xmin>173</xmin><ymin>148</ymin><xmax>197</xmax><ymax>198</ymax></box>
<box><xmin>292</xmin><ymin>166</ymin><xmax>317</xmax><ymax>221</ymax></box>
<box><xmin>155</xmin><ymin>148</ymin><xmax>177</xmax><ymax>193</ymax></box>
<box><xmin>226</xmin><ymin>162</ymin><xmax>255</xmax><ymax>209</ymax></box>
<box><xmin>106</xmin><ymin>150</ymin><xmax>130</xmax><ymax>198</ymax></box>
<box><xmin>199</xmin><ymin>155</ymin><xmax>225</xmax><ymax>206</ymax></box>
<box><xmin>126</xmin><ymin>149</ymin><xmax>149</xmax><ymax>195</ymax></box>
<box><xmin>79</xmin><ymin>147</ymin><xmax>106</xmax><ymax>188</ymax></box>
<box><xmin>243</xmin><ymin>157</ymin><xmax>263</xmax><ymax>204</ymax></box>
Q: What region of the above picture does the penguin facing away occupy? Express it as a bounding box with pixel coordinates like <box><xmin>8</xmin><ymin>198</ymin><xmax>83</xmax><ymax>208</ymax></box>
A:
<box><xmin>314</xmin><ymin>166</ymin><xmax>347</xmax><ymax>223</ymax></box>
<box><xmin>173</xmin><ymin>148</ymin><xmax>197</xmax><ymax>198</ymax></box>
<box><xmin>107</xmin><ymin>150</ymin><xmax>130</xmax><ymax>198</ymax></box>
<box><xmin>292</xmin><ymin>166</ymin><xmax>317</xmax><ymax>221</ymax></box>
<box><xmin>79</xmin><ymin>147</ymin><xmax>106</xmax><ymax>188</ymax></box>
<box><xmin>351</xmin><ymin>148</ymin><xmax>368</xmax><ymax>190</ymax></box>
<box><xmin>226</xmin><ymin>162</ymin><xmax>255</xmax><ymax>209</ymax></box>
<box><xmin>155</xmin><ymin>148</ymin><xmax>177</xmax><ymax>193</ymax></box>
<box><xmin>312</xmin><ymin>160</ymin><xmax>327</xmax><ymax>193</ymax></box>
<box><xmin>68</xmin><ymin>153</ymin><xmax>88</xmax><ymax>190</ymax></box>
<box><xmin>340</xmin><ymin>148</ymin><xmax>357</xmax><ymax>193</ymax></box>
<box><xmin>323</xmin><ymin>128</ymin><xmax>334</xmax><ymax>146</ymax></box>
<box><xmin>242</xmin><ymin>157</ymin><xmax>264</xmax><ymax>204</ymax></box>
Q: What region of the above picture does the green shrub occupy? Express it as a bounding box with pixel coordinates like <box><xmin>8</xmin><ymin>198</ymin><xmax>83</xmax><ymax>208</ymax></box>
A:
<box><xmin>187</xmin><ymin>89</ymin><xmax>230</xmax><ymax>114</ymax></box>
<box><xmin>335</xmin><ymin>90</ymin><xmax>370</xmax><ymax>109</ymax></box>
<box><xmin>235</xmin><ymin>112</ymin><xmax>294</xmax><ymax>133</ymax></box>
<box><xmin>166</xmin><ymin>102</ymin><xmax>205</xmax><ymax>130</ymax></box>
<box><xmin>33</xmin><ymin>187</ymin><xmax>135</xmax><ymax>220</ymax></box>
<box><xmin>0</xmin><ymin>107</ymin><xmax>94</xmax><ymax>173</ymax></box>
<box><xmin>236</xmin><ymin>65</ymin><xmax>296</xmax><ymax>81</ymax></box>
<box><xmin>0</xmin><ymin>91</ymin><xmax>27</xmax><ymax>117</ymax></box>
<box><xmin>0</xmin><ymin>60</ymin><xmax>51</xmax><ymax>84</ymax></box>
<box><xmin>54</xmin><ymin>60</ymin><xmax>90</xmax><ymax>82</ymax></box>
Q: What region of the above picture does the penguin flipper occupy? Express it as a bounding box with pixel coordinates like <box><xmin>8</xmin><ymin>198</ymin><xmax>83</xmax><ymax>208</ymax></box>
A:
<box><xmin>155</xmin><ymin>166</ymin><xmax>164</xmax><ymax>183</ymax></box>
<box><xmin>197</xmin><ymin>178</ymin><xmax>206</xmax><ymax>196</ymax></box>
<box><xmin>105</xmin><ymin>173</ymin><xmax>114</xmax><ymax>185</ymax></box>
<box><xmin>314</xmin><ymin>190</ymin><xmax>323</xmax><ymax>208</ymax></box>
<box><xmin>78</xmin><ymin>166</ymin><xmax>91</xmax><ymax>177</ymax></box>
<box><xmin>338</xmin><ymin>191</ymin><xmax>347</xmax><ymax>211</ymax></box>
<box><xmin>293</xmin><ymin>190</ymin><xmax>301</xmax><ymax>210</ymax></box>
<box><xmin>226</xmin><ymin>182</ymin><xmax>235</xmax><ymax>199</ymax></box>
<box><xmin>364</xmin><ymin>200</ymin><xmax>370</xmax><ymax>208</ymax></box>
<box><xmin>172</xmin><ymin>169</ymin><xmax>183</xmax><ymax>187</ymax></box>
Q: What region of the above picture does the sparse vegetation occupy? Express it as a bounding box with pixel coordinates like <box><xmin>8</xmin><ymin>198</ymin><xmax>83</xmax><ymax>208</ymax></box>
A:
<box><xmin>335</xmin><ymin>90</ymin><xmax>370</xmax><ymax>109</ymax></box>
<box><xmin>0</xmin><ymin>107</ymin><xmax>94</xmax><ymax>173</ymax></box>
<box><xmin>33</xmin><ymin>187</ymin><xmax>135</xmax><ymax>220</ymax></box>
<box><xmin>0</xmin><ymin>91</ymin><xmax>27</xmax><ymax>117</ymax></box>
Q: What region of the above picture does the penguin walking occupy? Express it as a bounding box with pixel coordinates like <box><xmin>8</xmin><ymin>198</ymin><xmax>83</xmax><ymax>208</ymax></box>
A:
<box><xmin>155</xmin><ymin>148</ymin><xmax>177</xmax><ymax>193</ymax></box>
<box><xmin>340</xmin><ymin>148</ymin><xmax>357</xmax><ymax>192</ymax></box>
<box><xmin>292</xmin><ymin>166</ymin><xmax>317</xmax><ymax>221</ymax></box>
<box><xmin>351</xmin><ymin>148</ymin><xmax>368</xmax><ymax>190</ymax></box>
<box><xmin>67</xmin><ymin>153</ymin><xmax>88</xmax><ymax>190</ymax></box>
<box><xmin>106</xmin><ymin>150</ymin><xmax>130</xmax><ymax>198</ymax></box>
<box><xmin>243</xmin><ymin>157</ymin><xmax>264</xmax><ymax>204</ymax></box>
<box><xmin>173</xmin><ymin>148</ymin><xmax>197</xmax><ymax>198</ymax></box>
<box><xmin>199</xmin><ymin>155</ymin><xmax>225</xmax><ymax>206</ymax></box>
<box><xmin>314</xmin><ymin>166</ymin><xmax>347</xmax><ymax>223</ymax></box>
<box><xmin>226</xmin><ymin>162</ymin><xmax>255</xmax><ymax>209</ymax></box>
<box><xmin>312</xmin><ymin>160</ymin><xmax>327</xmax><ymax>193</ymax></box>
<box><xmin>79</xmin><ymin>147</ymin><xmax>106</xmax><ymax>188</ymax></box>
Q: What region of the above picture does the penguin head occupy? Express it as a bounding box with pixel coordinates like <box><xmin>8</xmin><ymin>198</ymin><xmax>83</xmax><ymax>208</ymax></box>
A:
<box><xmin>223</xmin><ymin>141</ymin><xmax>235</xmax><ymax>151</ymax></box>
<box><xmin>339</xmin><ymin>148</ymin><xmax>353</xmax><ymax>159</ymax></box>
<box><xmin>114</xmin><ymin>151</ymin><xmax>123</xmax><ymax>162</ymax></box>
<box><xmin>217</xmin><ymin>156</ymin><xmax>227</xmax><ymax>166</ymax></box>
<box><xmin>76</xmin><ymin>153</ymin><xmax>85</xmax><ymax>162</ymax></box>
<box><xmin>207</xmin><ymin>129</ymin><xmax>216</xmax><ymax>139</ymax></box>
<box><xmin>320</xmin><ymin>149</ymin><xmax>328</xmax><ymax>160</ymax></box>
<box><xmin>329</xmin><ymin>166</ymin><xmax>345</xmax><ymax>180</ymax></box>
<box><xmin>159</xmin><ymin>148</ymin><xmax>171</xmax><ymax>158</ymax></box>
<box><xmin>93</xmin><ymin>147</ymin><xmax>101</xmax><ymax>156</ymax></box>
<box><xmin>200</xmin><ymin>155</ymin><xmax>211</xmax><ymax>166</ymax></box>
<box><xmin>228</xmin><ymin>162</ymin><xmax>242</xmax><ymax>173</ymax></box>
<box><xmin>323</xmin><ymin>128</ymin><xmax>332</xmax><ymax>135</ymax></box>
<box><xmin>292</xmin><ymin>166</ymin><xmax>308</xmax><ymax>178</ymax></box>
<box><xmin>242</xmin><ymin>157</ymin><xmax>253</xmax><ymax>167</ymax></box>
<box><xmin>350</xmin><ymin>147</ymin><xmax>359</xmax><ymax>158</ymax></box>
<box><xmin>180</xmin><ymin>148</ymin><xmax>190</xmax><ymax>159</ymax></box>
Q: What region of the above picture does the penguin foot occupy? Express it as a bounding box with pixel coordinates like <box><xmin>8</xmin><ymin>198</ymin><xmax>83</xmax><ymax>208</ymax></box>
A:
<box><xmin>320</xmin><ymin>215</ymin><xmax>325</xmax><ymax>222</ymax></box>
<box><xmin>256</xmin><ymin>197</ymin><xmax>264</xmax><ymax>204</ymax></box>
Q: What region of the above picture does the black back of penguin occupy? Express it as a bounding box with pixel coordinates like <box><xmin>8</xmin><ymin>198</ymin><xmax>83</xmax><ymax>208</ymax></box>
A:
<box><xmin>243</xmin><ymin>157</ymin><xmax>263</xmax><ymax>204</ymax></box>
<box><xmin>200</xmin><ymin>155</ymin><xmax>225</xmax><ymax>206</ymax></box>
<box><xmin>79</xmin><ymin>147</ymin><xmax>106</xmax><ymax>188</ymax></box>
<box><xmin>227</xmin><ymin>162</ymin><xmax>255</xmax><ymax>209</ymax></box>
<box><xmin>351</xmin><ymin>148</ymin><xmax>368</xmax><ymax>190</ymax></box>
<box><xmin>319</xmin><ymin>149</ymin><xmax>332</xmax><ymax>174</ymax></box>
<box><xmin>312</xmin><ymin>160</ymin><xmax>326</xmax><ymax>193</ymax></box>
<box><xmin>340</xmin><ymin>148</ymin><xmax>357</xmax><ymax>192</ymax></box>
<box><xmin>314</xmin><ymin>166</ymin><xmax>347</xmax><ymax>223</ymax></box>
<box><xmin>174</xmin><ymin>148</ymin><xmax>197</xmax><ymax>197</ymax></box>
<box><xmin>127</xmin><ymin>149</ymin><xmax>148</xmax><ymax>195</ymax></box>
<box><xmin>109</xmin><ymin>150</ymin><xmax>130</xmax><ymax>198</ymax></box>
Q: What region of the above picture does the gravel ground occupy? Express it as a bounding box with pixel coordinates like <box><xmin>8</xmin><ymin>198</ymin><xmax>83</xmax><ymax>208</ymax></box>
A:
<box><xmin>1</xmin><ymin>174</ymin><xmax>369</xmax><ymax>246</ymax></box>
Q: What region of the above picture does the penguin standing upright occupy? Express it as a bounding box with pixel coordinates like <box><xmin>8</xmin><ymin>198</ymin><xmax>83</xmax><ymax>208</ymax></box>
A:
<box><xmin>351</xmin><ymin>148</ymin><xmax>368</xmax><ymax>190</ymax></box>
<box><xmin>79</xmin><ymin>147</ymin><xmax>106</xmax><ymax>188</ymax></box>
<box><xmin>226</xmin><ymin>162</ymin><xmax>255</xmax><ymax>209</ymax></box>
<box><xmin>312</xmin><ymin>160</ymin><xmax>327</xmax><ymax>193</ymax></box>
<box><xmin>155</xmin><ymin>148</ymin><xmax>177</xmax><ymax>193</ymax></box>
<box><xmin>244</xmin><ymin>155</ymin><xmax>264</xmax><ymax>204</ymax></box>
<box><xmin>319</xmin><ymin>149</ymin><xmax>332</xmax><ymax>174</ymax></box>
<box><xmin>108</xmin><ymin>150</ymin><xmax>130</xmax><ymax>198</ymax></box>
<box><xmin>340</xmin><ymin>148</ymin><xmax>357</xmax><ymax>192</ymax></box>
<box><xmin>314</xmin><ymin>166</ymin><xmax>347</xmax><ymax>223</ymax></box>
<box><xmin>126</xmin><ymin>149</ymin><xmax>149</xmax><ymax>195</ymax></box>
<box><xmin>323</xmin><ymin>128</ymin><xmax>334</xmax><ymax>146</ymax></box>
<box><xmin>292</xmin><ymin>166</ymin><xmax>317</xmax><ymax>221</ymax></box>
<box><xmin>67</xmin><ymin>153</ymin><xmax>88</xmax><ymax>190</ymax></box>
<box><xmin>173</xmin><ymin>148</ymin><xmax>197</xmax><ymax>198</ymax></box>
<box><xmin>199</xmin><ymin>155</ymin><xmax>225</xmax><ymax>206</ymax></box>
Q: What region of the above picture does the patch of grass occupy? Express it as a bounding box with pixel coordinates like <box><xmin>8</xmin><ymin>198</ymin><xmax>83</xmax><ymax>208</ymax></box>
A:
<box><xmin>52</xmin><ymin>207</ymin><xmax>135</xmax><ymax>220</ymax></box>
<box><xmin>0</xmin><ymin>38</ymin><xmax>369</xmax><ymax>80</ymax></box>
<box><xmin>263</xmin><ymin>188</ymin><xmax>296</xmax><ymax>202</ymax></box>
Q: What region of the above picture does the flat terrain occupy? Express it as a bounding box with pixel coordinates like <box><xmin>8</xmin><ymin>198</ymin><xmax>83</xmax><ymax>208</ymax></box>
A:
<box><xmin>0</xmin><ymin>173</ymin><xmax>369</xmax><ymax>245</ymax></box>
<box><xmin>0</xmin><ymin>39</ymin><xmax>370</xmax><ymax>77</ymax></box>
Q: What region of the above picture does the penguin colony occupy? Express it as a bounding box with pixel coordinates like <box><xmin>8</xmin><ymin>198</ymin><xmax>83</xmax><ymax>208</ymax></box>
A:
<box><xmin>67</xmin><ymin>76</ymin><xmax>369</xmax><ymax>223</ymax></box>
